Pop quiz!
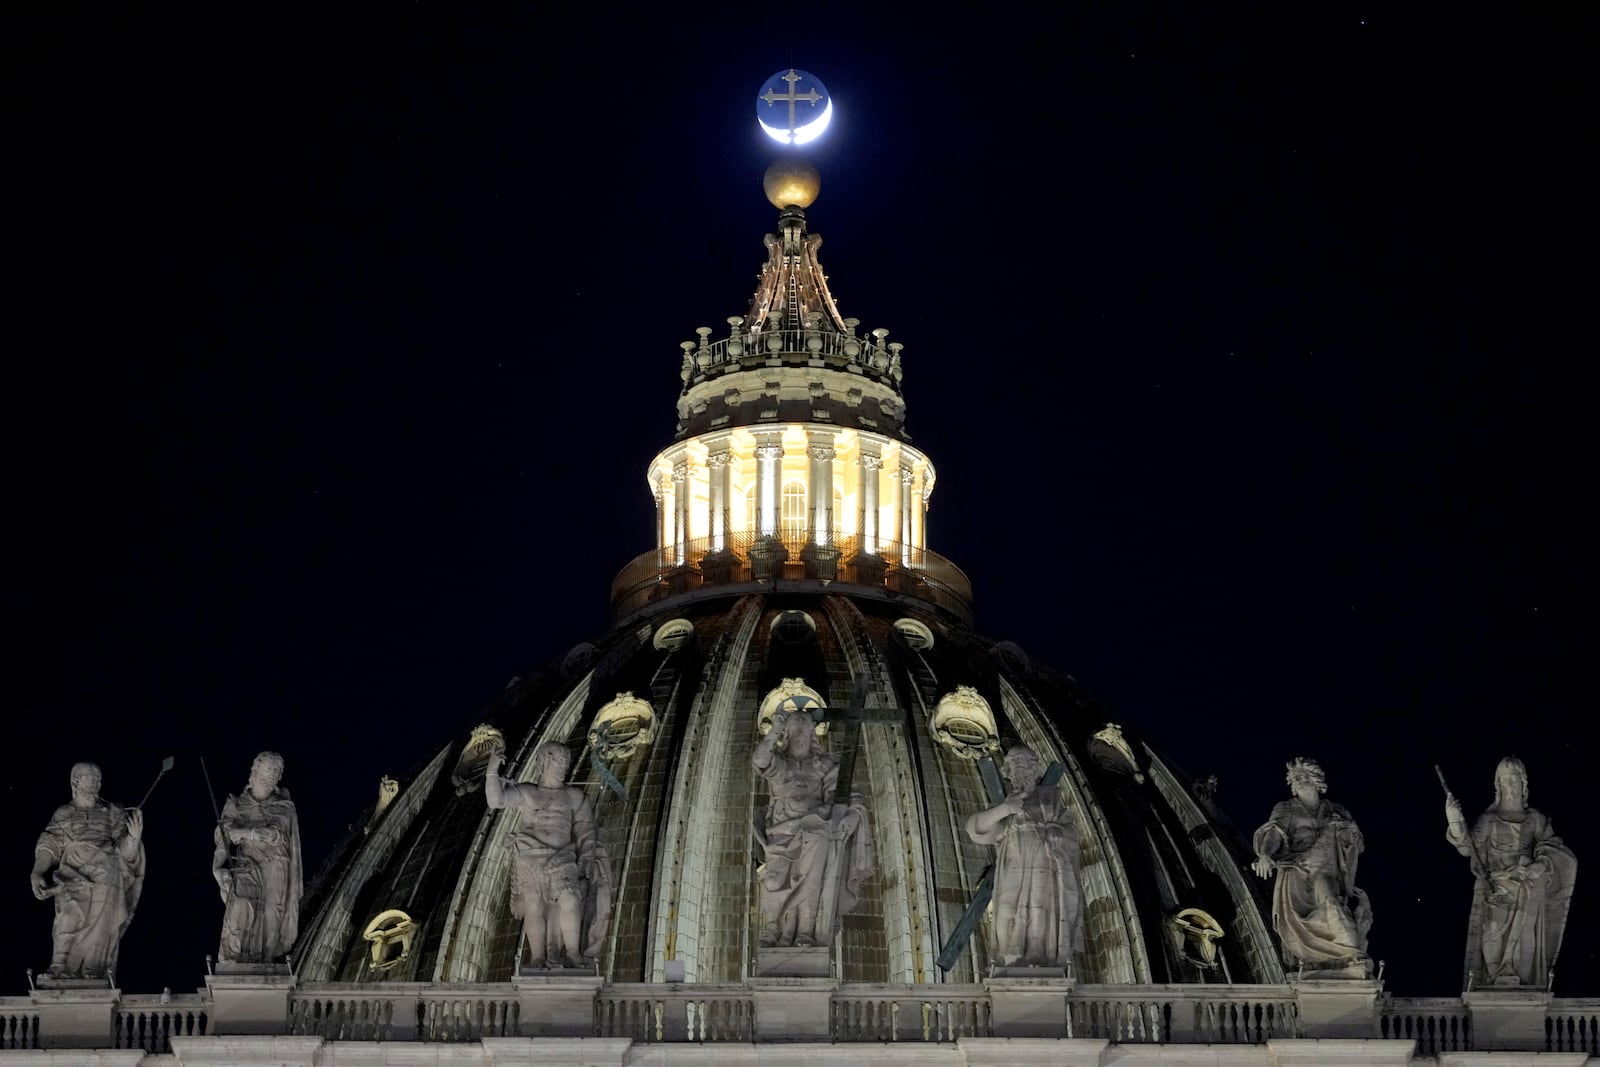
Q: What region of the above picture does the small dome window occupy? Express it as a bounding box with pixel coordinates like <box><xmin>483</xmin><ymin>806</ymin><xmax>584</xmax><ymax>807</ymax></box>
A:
<box><xmin>653</xmin><ymin>618</ymin><xmax>696</xmax><ymax>652</ymax></box>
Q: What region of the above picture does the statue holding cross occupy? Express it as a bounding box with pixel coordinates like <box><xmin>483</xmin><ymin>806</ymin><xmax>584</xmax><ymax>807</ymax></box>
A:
<box><xmin>964</xmin><ymin>745</ymin><xmax>1084</xmax><ymax>969</ymax></box>
<box><xmin>752</xmin><ymin>707</ymin><xmax>874</xmax><ymax>948</ymax></box>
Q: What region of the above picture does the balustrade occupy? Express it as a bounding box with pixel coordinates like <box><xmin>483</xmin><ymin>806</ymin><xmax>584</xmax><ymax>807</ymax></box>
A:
<box><xmin>0</xmin><ymin>983</ymin><xmax>1592</xmax><ymax>1051</ymax></box>
<box><xmin>115</xmin><ymin>995</ymin><xmax>208</xmax><ymax>1052</ymax></box>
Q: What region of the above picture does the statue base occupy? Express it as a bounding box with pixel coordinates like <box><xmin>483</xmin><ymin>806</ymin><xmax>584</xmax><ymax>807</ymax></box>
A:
<box><xmin>1464</xmin><ymin>988</ymin><xmax>1554</xmax><ymax>1050</ymax></box>
<box><xmin>512</xmin><ymin>972</ymin><xmax>602</xmax><ymax>1037</ymax></box>
<box><xmin>1290</xmin><ymin>977</ymin><xmax>1382</xmax><ymax>1038</ymax></box>
<box><xmin>751</xmin><ymin>976</ymin><xmax>836</xmax><ymax>1041</ymax></box>
<box><xmin>29</xmin><ymin>984</ymin><xmax>118</xmax><ymax>1048</ymax></box>
<box><xmin>986</xmin><ymin>972</ymin><xmax>1073</xmax><ymax>1038</ymax></box>
<box><xmin>214</xmin><ymin>961</ymin><xmax>291</xmax><ymax>976</ymax></box>
<box><xmin>34</xmin><ymin>976</ymin><xmax>112</xmax><ymax>990</ymax></box>
<box><xmin>754</xmin><ymin>946</ymin><xmax>830</xmax><ymax>978</ymax></box>
<box><xmin>205</xmin><ymin>971</ymin><xmax>296</xmax><ymax>1036</ymax></box>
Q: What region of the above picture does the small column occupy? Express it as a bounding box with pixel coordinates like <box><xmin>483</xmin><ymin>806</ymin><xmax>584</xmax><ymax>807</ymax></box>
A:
<box><xmin>654</xmin><ymin>474</ymin><xmax>668</xmax><ymax>568</ymax></box>
<box><xmin>896</xmin><ymin>463</ymin><xmax>914</xmax><ymax>560</ymax></box>
<box><xmin>753</xmin><ymin>432</ymin><xmax>784</xmax><ymax>537</ymax></box>
<box><xmin>805</xmin><ymin>431</ymin><xmax>836</xmax><ymax>546</ymax></box>
<box><xmin>858</xmin><ymin>446</ymin><xmax>883</xmax><ymax>555</ymax></box>
<box><xmin>918</xmin><ymin>475</ymin><xmax>933</xmax><ymax>563</ymax></box>
<box><xmin>671</xmin><ymin>459</ymin><xmax>690</xmax><ymax>566</ymax></box>
<box><xmin>751</xmin><ymin>431</ymin><xmax>787</xmax><ymax>579</ymax></box>
<box><xmin>704</xmin><ymin>436</ymin><xmax>732</xmax><ymax>552</ymax></box>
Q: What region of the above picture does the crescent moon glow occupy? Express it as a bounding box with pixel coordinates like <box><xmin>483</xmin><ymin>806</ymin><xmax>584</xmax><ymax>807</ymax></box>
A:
<box><xmin>759</xmin><ymin>98</ymin><xmax>833</xmax><ymax>146</ymax></box>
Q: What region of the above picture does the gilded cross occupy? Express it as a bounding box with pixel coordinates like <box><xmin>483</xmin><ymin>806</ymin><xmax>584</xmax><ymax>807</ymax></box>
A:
<box><xmin>761</xmin><ymin>69</ymin><xmax>823</xmax><ymax>140</ymax></box>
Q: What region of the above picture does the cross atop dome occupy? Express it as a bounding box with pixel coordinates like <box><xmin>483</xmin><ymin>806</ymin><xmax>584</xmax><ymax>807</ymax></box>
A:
<box><xmin>757</xmin><ymin>69</ymin><xmax>832</xmax><ymax>146</ymax></box>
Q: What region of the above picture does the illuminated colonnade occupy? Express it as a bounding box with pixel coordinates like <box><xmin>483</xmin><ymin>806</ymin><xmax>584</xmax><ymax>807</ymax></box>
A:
<box><xmin>648</xmin><ymin>426</ymin><xmax>934</xmax><ymax>566</ymax></box>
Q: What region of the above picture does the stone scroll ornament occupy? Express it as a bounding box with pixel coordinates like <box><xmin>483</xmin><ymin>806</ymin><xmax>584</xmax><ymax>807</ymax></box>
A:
<box><xmin>752</xmin><ymin>708</ymin><xmax>874</xmax><ymax>948</ymax></box>
<box><xmin>484</xmin><ymin>740</ymin><xmax>611</xmax><ymax>968</ymax></box>
<box><xmin>963</xmin><ymin>745</ymin><xmax>1084</xmax><ymax>969</ymax></box>
<box><xmin>31</xmin><ymin>763</ymin><xmax>147</xmax><ymax>980</ymax></box>
<box><xmin>1441</xmin><ymin>757</ymin><xmax>1576</xmax><ymax>989</ymax></box>
<box><xmin>1252</xmin><ymin>758</ymin><xmax>1373</xmax><ymax>976</ymax></box>
<box><xmin>213</xmin><ymin>752</ymin><xmax>304</xmax><ymax>964</ymax></box>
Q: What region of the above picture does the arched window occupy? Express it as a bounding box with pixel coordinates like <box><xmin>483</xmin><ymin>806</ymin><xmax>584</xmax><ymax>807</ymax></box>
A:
<box><xmin>781</xmin><ymin>481</ymin><xmax>806</xmax><ymax>541</ymax></box>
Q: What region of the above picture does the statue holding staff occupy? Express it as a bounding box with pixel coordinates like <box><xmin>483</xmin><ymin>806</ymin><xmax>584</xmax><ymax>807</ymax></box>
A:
<box><xmin>31</xmin><ymin>762</ymin><xmax>146</xmax><ymax>981</ymax></box>
<box><xmin>1441</xmin><ymin>758</ymin><xmax>1576</xmax><ymax>989</ymax></box>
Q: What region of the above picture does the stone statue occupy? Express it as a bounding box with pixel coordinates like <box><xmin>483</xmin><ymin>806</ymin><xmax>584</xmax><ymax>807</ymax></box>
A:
<box><xmin>30</xmin><ymin>762</ymin><xmax>146</xmax><ymax>980</ymax></box>
<box><xmin>964</xmin><ymin>745</ymin><xmax>1083</xmax><ymax>968</ymax></box>
<box><xmin>1252</xmin><ymin>758</ymin><xmax>1372</xmax><ymax>975</ymax></box>
<box><xmin>752</xmin><ymin>708</ymin><xmax>873</xmax><ymax>948</ymax></box>
<box><xmin>1445</xmin><ymin>757</ymin><xmax>1576</xmax><ymax>989</ymax></box>
<box><xmin>213</xmin><ymin>752</ymin><xmax>303</xmax><ymax>965</ymax></box>
<box><xmin>485</xmin><ymin>741</ymin><xmax>611</xmax><ymax>968</ymax></box>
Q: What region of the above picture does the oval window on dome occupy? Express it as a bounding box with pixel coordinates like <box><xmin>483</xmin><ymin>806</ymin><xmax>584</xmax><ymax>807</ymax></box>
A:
<box><xmin>653</xmin><ymin>618</ymin><xmax>696</xmax><ymax>652</ymax></box>
<box><xmin>930</xmin><ymin>685</ymin><xmax>1000</xmax><ymax>760</ymax></box>
<box><xmin>892</xmin><ymin>618</ymin><xmax>935</xmax><ymax>651</ymax></box>
<box><xmin>757</xmin><ymin>678</ymin><xmax>829</xmax><ymax>738</ymax></box>
<box><xmin>769</xmin><ymin>609</ymin><xmax>816</xmax><ymax>645</ymax></box>
<box><xmin>589</xmin><ymin>691</ymin><xmax>656</xmax><ymax>762</ymax></box>
<box><xmin>362</xmin><ymin>908</ymin><xmax>417</xmax><ymax>972</ymax></box>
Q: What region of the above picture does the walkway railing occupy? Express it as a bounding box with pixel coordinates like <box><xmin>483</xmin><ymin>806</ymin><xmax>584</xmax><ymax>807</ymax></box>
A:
<box><xmin>610</xmin><ymin>531</ymin><xmax>974</xmax><ymax>624</ymax></box>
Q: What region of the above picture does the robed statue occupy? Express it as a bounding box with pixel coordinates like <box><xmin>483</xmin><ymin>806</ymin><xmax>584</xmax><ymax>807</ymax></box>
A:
<box><xmin>752</xmin><ymin>708</ymin><xmax>874</xmax><ymax>948</ymax></box>
<box><xmin>213</xmin><ymin>751</ymin><xmax>303</xmax><ymax>964</ymax></box>
<box><xmin>485</xmin><ymin>741</ymin><xmax>611</xmax><ymax>968</ymax></box>
<box><xmin>31</xmin><ymin>762</ymin><xmax>146</xmax><ymax>980</ymax></box>
<box><xmin>965</xmin><ymin>745</ymin><xmax>1083</xmax><ymax>968</ymax></box>
<box><xmin>1252</xmin><ymin>757</ymin><xmax>1373</xmax><ymax>975</ymax></box>
<box><xmin>1445</xmin><ymin>756</ymin><xmax>1576</xmax><ymax>989</ymax></box>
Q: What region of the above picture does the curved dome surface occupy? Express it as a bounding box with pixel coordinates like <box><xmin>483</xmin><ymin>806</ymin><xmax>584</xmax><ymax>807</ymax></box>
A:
<box><xmin>295</xmin><ymin>588</ymin><xmax>1282</xmax><ymax>988</ymax></box>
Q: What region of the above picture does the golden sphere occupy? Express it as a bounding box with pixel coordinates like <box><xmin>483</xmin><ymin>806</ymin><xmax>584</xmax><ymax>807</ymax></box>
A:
<box><xmin>763</xmin><ymin>159</ymin><xmax>821</xmax><ymax>210</ymax></box>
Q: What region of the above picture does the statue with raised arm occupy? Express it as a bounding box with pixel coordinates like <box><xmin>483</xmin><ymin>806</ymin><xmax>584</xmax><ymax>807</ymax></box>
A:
<box><xmin>213</xmin><ymin>751</ymin><xmax>303</xmax><ymax>965</ymax></box>
<box><xmin>752</xmin><ymin>708</ymin><xmax>873</xmax><ymax>948</ymax></box>
<box><xmin>965</xmin><ymin>745</ymin><xmax>1083</xmax><ymax>968</ymax></box>
<box><xmin>485</xmin><ymin>741</ymin><xmax>610</xmax><ymax>968</ymax></box>
<box><xmin>1444</xmin><ymin>757</ymin><xmax>1576</xmax><ymax>989</ymax></box>
<box><xmin>1252</xmin><ymin>758</ymin><xmax>1372</xmax><ymax>975</ymax></box>
<box><xmin>31</xmin><ymin>762</ymin><xmax>146</xmax><ymax>980</ymax></box>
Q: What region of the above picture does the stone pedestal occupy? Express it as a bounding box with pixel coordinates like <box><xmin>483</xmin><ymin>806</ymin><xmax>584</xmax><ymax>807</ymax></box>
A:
<box><xmin>1291</xmin><ymin>978</ymin><xmax>1382</xmax><ymax>1039</ymax></box>
<box><xmin>847</xmin><ymin>552</ymin><xmax>888</xmax><ymax>586</ymax></box>
<box><xmin>754</xmin><ymin>946</ymin><xmax>830</xmax><ymax>978</ymax></box>
<box><xmin>205</xmin><ymin>972</ymin><xmax>296</xmax><ymax>1036</ymax></box>
<box><xmin>751</xmin><ymin>977</ymin><xmax>835</xmax><ymax>1042</ymax></box>
<box><xmin>512</xmin><ymin>972</ymin><xmax>602</xmax><ymax>1037</ymax></box>
<box><xmin>985</xmin><ymin>971</ymin><xmax>1071</xmax><ymax>1038</ymax></box>
<box><xmin>1464</xmin><ymin>988</ymin><xmax>1553</xmax><ymax>1051</ymax></box>
<box><xmin>29</xmin><ymin>982</ymin><xmax>118</xmax><ymax>1049</ymax></box>
<box><xmin>1268</xmin><ymin>1038</ymin><xmax>1416</xmax><ymax>1066</ymax></box>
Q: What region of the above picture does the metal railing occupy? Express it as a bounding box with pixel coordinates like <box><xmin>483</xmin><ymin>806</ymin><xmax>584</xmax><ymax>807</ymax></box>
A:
<box><xmin>610</xmin><ymin>530</ymin><xmax>974</xmax><ymax>623</ymax></box>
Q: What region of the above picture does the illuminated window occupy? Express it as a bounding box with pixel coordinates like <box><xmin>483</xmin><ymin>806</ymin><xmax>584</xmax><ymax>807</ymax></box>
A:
<box><xmin>781</xmin><ymin>481</ymin><xmax>806</xmax><ymax>539</ymax></box>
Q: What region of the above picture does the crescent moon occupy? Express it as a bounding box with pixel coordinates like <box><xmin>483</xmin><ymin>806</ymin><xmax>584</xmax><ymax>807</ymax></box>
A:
<box><xmin>759</xmin><ymin>98</ymin><xmax>834</xmax><ymax>146</ymax></box>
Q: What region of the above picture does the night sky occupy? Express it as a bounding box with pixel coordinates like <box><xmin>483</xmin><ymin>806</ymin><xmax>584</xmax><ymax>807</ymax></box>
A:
<box><xmin>11</xmin><ymin>6</ymin><xmax>1595</xmax><ymax>996</ymax></box>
